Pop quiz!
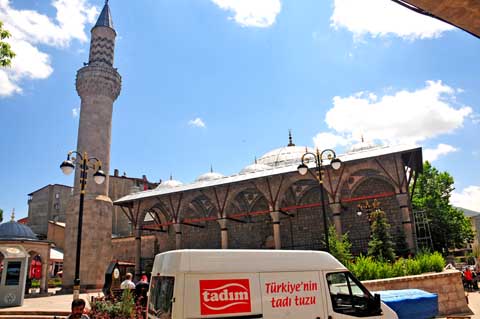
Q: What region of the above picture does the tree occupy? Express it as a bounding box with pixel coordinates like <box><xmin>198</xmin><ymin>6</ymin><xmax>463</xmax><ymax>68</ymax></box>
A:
<box><xmin>0</xmin><ymin>208</ymin><xmax>3</xmax><ymax>223</ymax></box>
<box><xmin>394</xmin><ymin>226</ymin><xmax>410</xmax><ymax>258</ymax></box>
<box><xmin>327</xmin><ymin>225</ymin><xmax>353</xmax><ymax>266</ymax></box>
<box><xmin>368</xmin><ymin>209</ymin><xmax>396</xmax><ymax>262</ymax></box>
<box><xmin>411</xmin><ymin>162</ymin><xmax>473</xmax><ymax>252</ymax></box>
<box><xmin>0</xmin><ymin>21</ymin><xmax>15</xmax><ymax>67</ymax></box>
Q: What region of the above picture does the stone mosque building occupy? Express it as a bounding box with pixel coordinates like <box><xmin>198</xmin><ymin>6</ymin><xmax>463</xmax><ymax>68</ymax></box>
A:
<box><xmin>115</xmin><ymin>137</ymin><xmax>423</xmax><ymax>278</ymax></box>
<box><xmin>21</xmin><ymin>1</ymin><xmax>424</xmax><ymax>290</ymax></box>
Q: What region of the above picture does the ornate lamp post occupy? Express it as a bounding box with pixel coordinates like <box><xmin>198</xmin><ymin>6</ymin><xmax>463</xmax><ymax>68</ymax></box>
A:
<box><xmin>297</xmin><ymin>149</ymin><xmax>342</xmax><ymax>252</ymax></box>
<box><xmin>60</xmin><ymin>151</ymin><xmax>106</xmax><ymax>299</ymax></box>
<box><xmin>356</xmin><ymin>199</ymin><xmax>381</xmax><ymax>221</ymax></box>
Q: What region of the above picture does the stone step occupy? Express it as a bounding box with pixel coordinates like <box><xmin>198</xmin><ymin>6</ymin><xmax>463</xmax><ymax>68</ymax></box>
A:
<box><xmin>0</xmin><ymin>311</ymin><xmax>69</xmax><ymax>316</ymax></box>
<box><xmin>0</xmin><ymin>316</ymin><xmax>67</xmax><ymax>319</ymax></box>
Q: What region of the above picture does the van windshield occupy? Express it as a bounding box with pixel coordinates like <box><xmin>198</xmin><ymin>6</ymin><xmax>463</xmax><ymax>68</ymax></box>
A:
<box><xmin>148</xmin><ymin>276</ymin><xmax>175</xmax><ymax>318</ymax></box>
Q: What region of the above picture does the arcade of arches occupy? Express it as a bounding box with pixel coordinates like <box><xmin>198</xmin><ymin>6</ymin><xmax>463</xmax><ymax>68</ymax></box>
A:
<box><xmin>115</xmin><ymin>144</ymin><xmax>423</xmax><ymax>278</ymax></box>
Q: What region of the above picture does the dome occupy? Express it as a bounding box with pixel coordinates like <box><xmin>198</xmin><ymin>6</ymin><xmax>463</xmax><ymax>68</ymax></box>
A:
<box><xmin>195</xmin><ymin>169</ymin><xmax>224</xmax><ymax>182</ymax></box>
<box><xmin>0</xmin><ymin>220</ymin><xmax>38</xmax><ymax>241</ymax></box>
<box><xmin>156</xmin><ymin>176</ymin><xmax>183</xmax><ymax>189</ymax></box>
<box><xmin>239</xmin><ymin>161</ymin><xmax>271</xmax><ymax>174</ymax></box>
<box><xmin>257</xmin><ymin>145</ymin><xmax>313</xmax><ymax>167</ymax></box>
<box><xmin>347</xmin><ymin>139</ymin><xmax>380</xmax><ymax>153</ymax></box>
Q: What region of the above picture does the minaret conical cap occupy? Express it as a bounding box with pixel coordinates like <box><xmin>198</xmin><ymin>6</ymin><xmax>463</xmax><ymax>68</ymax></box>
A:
<box><xmin>94</xmin><ymin>0</ymin><xmax>114</xmax><ymax>29</ymax></box>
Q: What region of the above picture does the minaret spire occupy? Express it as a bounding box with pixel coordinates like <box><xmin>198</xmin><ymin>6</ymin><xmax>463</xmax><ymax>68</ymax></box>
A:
<box><xmin>94</xmin><ymin>0</ymin><xmax>114</xmax><ymax>29</ymax></box>
<box><xmin>288</xmin><ymin>129</ymin><xmax>295</xmax><ymax>147</ymax></box>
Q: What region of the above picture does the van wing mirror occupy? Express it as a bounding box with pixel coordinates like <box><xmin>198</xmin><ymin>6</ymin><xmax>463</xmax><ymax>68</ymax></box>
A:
<box><xmin>373</xmin><ymin>293</ymin><xmax>382</xmax><ymax>315</ymax></box>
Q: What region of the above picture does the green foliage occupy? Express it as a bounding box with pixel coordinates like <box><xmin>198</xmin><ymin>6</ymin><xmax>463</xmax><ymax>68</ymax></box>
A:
<box><xmin>350</xmin><ymin>252</ymin><xmax>445</xmax><ymax>281</ymax></box>
<box><xmin>367</xmin><ymin>209</ymin><xmax>396</xmax><ymax>262</ymax></box>
<box><xmin>411</xmin><ymin>162</ymin><xmax>474</xmax><ymax>252</ymax></box>
<box><xmin>0</xmin><ymin>208</ymin><xmax>3</xmax><ymax>223</ymax></box>
<box><xmin>328</xmin><ymin>225</ymin><xmax>353</xmax><ymax>266</ymax></box>
<box><xmin>90</xmin><ymin>289</ymin><xmax>139</xmax><ymax>318</ymax></box>
<box><xmin>403</xmin><ymin>258</ymin><xmax>421</xmax><ymax>275</ymax></box>
<box><xmin>0</xmin><ymin>21</ymin><xmax>15</xmax><ymax>67</ymax></box>
<box><xmin>349</xmin><ymin>255</ymin><xmax>378</xmax><ymax>281</ymax></box>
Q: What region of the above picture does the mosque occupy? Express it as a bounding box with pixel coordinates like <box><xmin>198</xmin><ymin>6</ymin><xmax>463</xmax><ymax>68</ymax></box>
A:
<box><xmin>11</xmin><ymin>1</ymin><xmax>423</xmax><ymax>290</ymax></box>
<box><xmin>114</xmin><ymin>135</ymin><xmax>423</xmax><ymax>278</ymax></box>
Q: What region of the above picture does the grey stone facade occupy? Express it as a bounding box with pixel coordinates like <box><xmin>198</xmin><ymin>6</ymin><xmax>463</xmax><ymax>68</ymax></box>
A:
<box><xmin>27</xmin><ymin>184</ymin><xmax>71</xmax><ymax>238</ymax></box>
<box><xmin>27</xmin><ymin>173</ymin><xmax>158</xmax><ymax>241</ymax></box>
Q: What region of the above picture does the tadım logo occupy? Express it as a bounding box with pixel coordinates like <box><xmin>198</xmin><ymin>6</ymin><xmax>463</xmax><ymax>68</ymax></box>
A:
<box><xmin>200</xmin><ymin>279</ymin><xmax>251</xmax><ymax>315</ymax></box>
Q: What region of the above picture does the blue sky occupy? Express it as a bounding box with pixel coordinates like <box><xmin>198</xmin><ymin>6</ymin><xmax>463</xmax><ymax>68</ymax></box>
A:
<box><xmin>0</xmin><ymin>0</ymin><xmax>479</xmax><ymax>220</ymax></box>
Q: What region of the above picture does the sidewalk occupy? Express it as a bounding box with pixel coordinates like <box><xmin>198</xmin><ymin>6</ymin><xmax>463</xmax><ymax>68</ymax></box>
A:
<box><xmin>0</xmin><ymin>292</ymin><xmax>96</xmax><ymax>316</ymax></box>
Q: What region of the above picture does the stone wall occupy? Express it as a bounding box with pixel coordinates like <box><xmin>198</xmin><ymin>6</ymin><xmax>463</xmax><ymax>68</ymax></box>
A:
<box><xmin>28</xmin><ymin>184</ymin><xmax>71</xmax><ymax>237</ymax></box>
<box><xmin>362</xmin><ymin>270</ymin><xmax>469</xmax><ymax>316</ymax></box>
<box><xmin>112</xmin><ymin>234</ymin><xmax>158</xmax><ymax>263</ymax></box>
<box><xmin>47</xmin><ymin>221</ymin><xmax>65</xmax><ymax>251</ymax></box>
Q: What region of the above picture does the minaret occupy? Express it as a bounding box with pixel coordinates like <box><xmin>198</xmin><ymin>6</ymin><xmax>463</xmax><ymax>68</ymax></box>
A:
<box><xmin>63</xmin><ymin>0</ymin><xmax>121</xmax><ymax>291</ymax></box>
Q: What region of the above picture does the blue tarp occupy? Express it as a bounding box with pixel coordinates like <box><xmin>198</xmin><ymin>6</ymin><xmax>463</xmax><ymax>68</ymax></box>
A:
<box><xmin>374</xmin><ymin>289</ymin><xmax>438</xmax><ymax>319</ymax></box>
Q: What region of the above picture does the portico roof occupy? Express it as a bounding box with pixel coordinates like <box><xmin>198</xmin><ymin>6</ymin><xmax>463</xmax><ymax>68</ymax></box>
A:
<box><xmin>395</xmin><ymin>0</ymin><xmax>480</xmax><ymax>38</ymax></box>
<box><xmin>114</xmin><ymin>144</ymin><xmax>422</xmax><ymax>206</ymax></box>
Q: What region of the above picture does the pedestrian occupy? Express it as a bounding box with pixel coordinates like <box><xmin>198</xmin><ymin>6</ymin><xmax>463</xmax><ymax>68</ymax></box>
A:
<box><xmin>67</xmin><ymin>298</ymin><xmax>89</xmax><ymax>319</ymax></box>
<box><xmin>464</xmin><ymin>267</ymin><xmax>473</xmax><ymax>290</ymax></box>
<box><xmin>136</xmin><ymin>274</ymin><xmax>149</xmax><ymax>308</ymax></box>
<box><xmin>120</xmin><ymin>272</ymin><xmax>136</xmax><ymax>289</ymax></box>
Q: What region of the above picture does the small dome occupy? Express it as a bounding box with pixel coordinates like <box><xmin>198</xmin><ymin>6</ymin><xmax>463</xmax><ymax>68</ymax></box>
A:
<box><xmin>347</xmin><ymin>139</ymin><xmax>380</xmax><ymax>153</ymax></box>
<box><xmin>156</xmin><ymin>176</ymin><xmax>183</xmax><ymax>189</ymax></box>
<box><xmin>257</xmin><ymin>145</ymin><xmax>313</xmax><ymax>167</ymax></box>
<box><xmin>0</xmin><ymin>221</ymin><xmax>38</xmax><ymax>241</ymax></box>
<box><xmin>240</xmin><ymin>162</ymin><xmax>271</xmax><ymax>174</ymax></box>
<box><xmin>195</xmin><ymin>170</ymin><xmax>224</xmax><ymax>182</ymax></box>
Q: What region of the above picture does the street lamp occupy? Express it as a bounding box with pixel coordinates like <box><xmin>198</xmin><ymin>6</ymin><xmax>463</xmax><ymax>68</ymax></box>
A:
<box><xmin>356</xmin><ymin>199</ymin><xmax>381</xmax><ymax>221</ymax></box>
<box><xmin>297</xmin><ymin>149</ymin><xmax>342</xmax><ymax>252</ymax></box>
<box><xmin>60</xmin><ymin>151</ymin><xmax>106</xmax><ymax>299</ymax></box>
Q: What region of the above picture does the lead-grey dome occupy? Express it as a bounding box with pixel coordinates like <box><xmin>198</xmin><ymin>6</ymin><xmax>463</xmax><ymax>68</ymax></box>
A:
<box><xmin>257</xmin><ymin>145</ymin><xmax>314</xmax><ymax>167</ymax></box>
<box><xmin>240</xmin><ymin>162</ymin><xmax>271</xmax><ymax>174</ymax></box>
<box><xmin>156</xmin><ymin>176</ymin><xmax>183</xmax><ymax>189</ymax></box>
<box><xmin>0</xmin><ymin>221</ymin><xmax>38</xmax><ymax>241</ymax></box>
<box><xmin>195</xmin><ymin>169</ymin><xmax>224</xmax><ymax>182</ymax></box>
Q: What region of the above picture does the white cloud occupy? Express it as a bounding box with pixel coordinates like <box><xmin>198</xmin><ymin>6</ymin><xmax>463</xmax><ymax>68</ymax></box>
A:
<box><xmin>451</xmin><ymin>186</ymin><xmax>480</xmax><ymax>213</ymax></box>
<box><xmin>188</xmin><ymin>117</ymin><xmax>206</xmax><ymax>128</ymax></box>
<box><xmin>313</xmin><ymin>132</ymin><xmax>352</xmax><ymax>150</ymax></box>
<box><xmin>72</xmin><ymin>107</ymin><xmax>80</xmax><ymax>117</ymax></box>
<box><xmin>324</xmin><ymin>80</ymin><xmax>472</xmax><ymax>145</ymax></box>
<box><xmin>423</xmin><ymin>143</ymin><xmax>458</xmax><ymax>162</ymax></box>
<box><xmin>211</xmin><ymin>0</ymin><xmax>281</xmax><ymax>27</ymax></box>
<box><xmin>0</xmin><ymin>70</ymin><xmax>21</xmax><ymax>95</ymax></box>
<box><xmin>331</xmin><ymin>0</ymin><xmax>454</xmax><ymax>40</ymax></box>
<box><xmin>0</xmin><ymin>0</ymin><xmax>98</xmax><ymax>97</ymax></box>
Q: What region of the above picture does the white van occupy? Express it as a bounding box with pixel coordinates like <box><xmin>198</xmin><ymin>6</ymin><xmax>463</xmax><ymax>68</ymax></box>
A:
<box><xmin>147</xmin><ymin>250</ymin><xmax>398</xmax><ymax>319</ymax></box>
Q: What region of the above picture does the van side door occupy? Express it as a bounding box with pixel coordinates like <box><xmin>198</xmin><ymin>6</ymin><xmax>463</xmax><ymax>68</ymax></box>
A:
<box><xmin>260</xmin><ymin>271</ymin><xmax>325</xmax><ymax>319</ymax></box>
<box><xmin>324</xmin><ymin>271</ymin><xmax>382</xmax><ymax>319</ymax></box>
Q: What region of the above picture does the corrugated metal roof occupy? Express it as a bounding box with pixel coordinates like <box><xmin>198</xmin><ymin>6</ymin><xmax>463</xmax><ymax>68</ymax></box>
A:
<box><xmin>114</xmin><ymin>144</ymin><xmax>421</xmax><ymax>205</ymax></box>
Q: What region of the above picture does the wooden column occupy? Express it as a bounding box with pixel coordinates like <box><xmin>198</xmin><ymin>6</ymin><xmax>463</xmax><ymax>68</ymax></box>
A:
<box><xmin>270</xmin><ymin>211</ymin><xmax>281</xmax><ymax>249</ymax></box>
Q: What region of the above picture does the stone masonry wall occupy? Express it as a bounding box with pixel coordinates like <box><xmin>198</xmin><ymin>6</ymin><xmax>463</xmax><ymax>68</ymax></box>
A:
<box><xmin>362</xmin><ymin>270</ymin><xmax>469</xmax><ymax>316</ymax></box>
<box><xmin>112</xmin><ymin>234</ymin><xmax>158</xmax><ymax>263</ymax></box>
